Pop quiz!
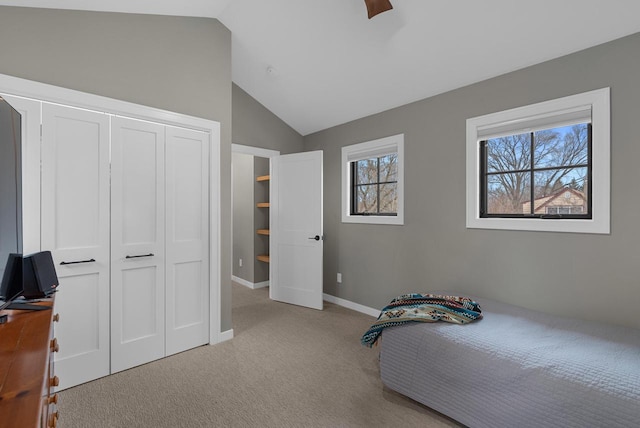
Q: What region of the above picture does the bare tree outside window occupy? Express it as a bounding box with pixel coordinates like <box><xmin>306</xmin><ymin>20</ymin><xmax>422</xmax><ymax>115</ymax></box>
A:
<box><xmin>483</xmin><ymin>123</ymin><xmax>590</xmax><ymax>216</ymax></box>
<box><xmin>352</xmin><ymin>153</ymin><xmax>398</xmax><ymax>215</ymax></box>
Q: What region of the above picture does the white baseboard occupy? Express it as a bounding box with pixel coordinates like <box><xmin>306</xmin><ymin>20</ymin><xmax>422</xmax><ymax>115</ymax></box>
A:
<box><xmin>232</xmin><ymin>275</ymin><xmax>253</xmax><ymax>288</ymax></box>
<box><xmin>253</xmin><ymin>280</ymin><xmax>269</xmax><ymax>289</ymax></box>
<box><xmin>232</xmin><ymin>275</ymin><xmax>269</xmax><ymax>290</ymax></box>
<box><xmin>218</xmin><ymin>329</ymin><xmax>234</xmax><ymax>343</ymax></box>
<box><xmin>323</xmin><ymin>293</ymin><xmax>379</xmax><ymax>318</ymax></box>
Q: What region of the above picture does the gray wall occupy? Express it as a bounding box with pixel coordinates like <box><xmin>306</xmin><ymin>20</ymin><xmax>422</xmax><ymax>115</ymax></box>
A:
<box><xmin>0</xmin><ymin>7</ymin><xmax>234</xmax><ymax>331</ymax></box>
<box><xmin>232</xmin><ymin>83</ymin><xmax>303</xmax><ymax>154</ymax></box>
<box><xmin>232</xmin><ymin>153</ymin><xmax>255</xmax><ymax>282</ymax></box>
<box><xmin>305</xmin><ymin>32</ymin><xmax>640</xmax><ymax>330</ymax></box>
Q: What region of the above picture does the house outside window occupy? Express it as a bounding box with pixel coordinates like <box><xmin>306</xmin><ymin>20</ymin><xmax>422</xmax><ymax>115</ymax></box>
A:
<box><xmin>342</xmin><ymin>134</ymin><xmax>404</xmax><ymax>225</ymax></box>
<box><xmin>466</xmin><ymin>88</ymin><xmax>610</xmax><ymax>234</ymax></box>
<box><xmin>525</xmin><ymin>188</ymin><xmax>587</xmax><ymax>216</ymax></box>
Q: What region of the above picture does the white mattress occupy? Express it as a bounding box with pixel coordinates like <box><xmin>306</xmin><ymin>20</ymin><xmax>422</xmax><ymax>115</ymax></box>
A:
<box><xmin>379</xmin><ymin>296</ymin><xmax>640</xmax><ymax>428</ymax></box>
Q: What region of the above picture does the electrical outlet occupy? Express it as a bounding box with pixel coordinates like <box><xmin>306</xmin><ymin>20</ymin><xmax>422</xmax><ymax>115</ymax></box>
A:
<box><xmin>239</xmin><ymin>258</ymin><xmax>243</xmax><ymax>267</ymax></box>
<box><xmin>337</xmin><ymin>273</ymin><xmax>342</xmax><ymax>283</ymax></box>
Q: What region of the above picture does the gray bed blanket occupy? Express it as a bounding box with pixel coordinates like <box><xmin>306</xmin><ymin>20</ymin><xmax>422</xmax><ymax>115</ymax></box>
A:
<box><xmin>379</xmin><ymin>296</ymin><xmax>640</xmax><ymax>428</ymax></box>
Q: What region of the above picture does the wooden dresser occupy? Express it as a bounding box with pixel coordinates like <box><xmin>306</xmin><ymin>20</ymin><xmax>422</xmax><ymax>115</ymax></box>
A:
<box><xmin>0</xmin><ymin>298</ymin><xmax>60</xmax><ymax>428</ymax></box>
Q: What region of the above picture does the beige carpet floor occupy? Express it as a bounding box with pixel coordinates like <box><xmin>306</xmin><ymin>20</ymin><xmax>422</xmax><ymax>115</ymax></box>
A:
<box><xmin>58</xmin><ymin>283</ymin><xmax>461</xmax><ymax>427</ymax></box>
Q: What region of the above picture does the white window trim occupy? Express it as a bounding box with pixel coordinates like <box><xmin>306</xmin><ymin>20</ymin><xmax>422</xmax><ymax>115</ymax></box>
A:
<box><xmin>466</xmin><ymin>88</ymin><xmax>610</xmax><ymax>234</ymax></box>
<box><xmin>342</xmin><ymin>134</ymin><xmax>404</xmax><ymax>225</ymax></box>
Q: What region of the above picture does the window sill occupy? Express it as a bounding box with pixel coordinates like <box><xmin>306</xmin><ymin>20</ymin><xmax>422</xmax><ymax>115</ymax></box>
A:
<box><xmin>342</xmin><ymin>214</ymin><xmax>404</xmax><ymax>225</ymax></box>
<box><xmin>466</xmin><ymin>215</ymin><xmax>609</xmax><ymax>234</ymax></box>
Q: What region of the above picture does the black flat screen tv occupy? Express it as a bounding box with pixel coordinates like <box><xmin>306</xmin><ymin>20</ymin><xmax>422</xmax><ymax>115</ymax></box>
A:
<box><xmin>0</xmin><ymin>95</ymin><xmax>23</xmax><ymax>305</ymax></box>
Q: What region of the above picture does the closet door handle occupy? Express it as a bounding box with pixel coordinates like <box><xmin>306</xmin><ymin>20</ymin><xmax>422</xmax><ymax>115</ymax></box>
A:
<box><xmin>126</xmin><ymin>253</ymin><xmax>155</xmax><ymax>259</ymax></box>
<box><xmin>60</xmin><ymin>258</ymin><xmax>96</xmax><ymax>265</ymax></box>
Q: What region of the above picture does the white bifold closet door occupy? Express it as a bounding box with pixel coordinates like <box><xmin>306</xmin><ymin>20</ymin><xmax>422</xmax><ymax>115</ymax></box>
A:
<box><xmin>41</xmin><ymin>103</ymin><xmax>111</xmax><ymax>390</ymax></box>
<box><xmin>111</xmin><ymin>119</ymin><xmax>210</xmax><ymax>372</ymax></box>
<box><xmin>165</xmin><ymin>126</ymin><xmax>210</xmax><ymax>356</ymax></box>
<box><xmin>41</xmin><ymin>103</ymin><xmax>210</xmax><ymax>385</ymax></box>
<box><xmin>110</xmin><ymin>117</ymin><xmax>166</xmax><ymax>373</ymax></box>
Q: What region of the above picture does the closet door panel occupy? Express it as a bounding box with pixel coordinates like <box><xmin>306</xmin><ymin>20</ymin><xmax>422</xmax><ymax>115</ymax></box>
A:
<box><xmin>120</xmin><ymin>266</ymin><xmax>159</xmax><ymax>341</ymax></box>
<box><xmin>165</xmin><ymin>126</ymin><xmax>209</xmax><ymax>356</ymax></box>
<box><xmin>173</xmin><ymin>261</ymin><xmax>203</xmax><ymax>327</ymax></box>
<box><xmin>46</xmin><ymin>110</ymin><xmax>105</xmax><ymax>248</ymax></box>
<box><xmin>111</xmin><ymin>117</ymin><xmax>165</xmax><ymax>373</ymax></box>
<box><xmin>53</xmin><ymin>272</ymin><xmax>101</xmax><ymax>354</ymax></box>
<box><xmin>41</xmin><ymin>103</ymin><xmax>110</xmax><ymax>390</ymax></box>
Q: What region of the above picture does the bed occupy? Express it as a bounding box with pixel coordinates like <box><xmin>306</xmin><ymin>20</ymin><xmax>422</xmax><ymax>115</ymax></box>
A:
<box><xmin>377</xmin><ymin>295</ymin><xmax>640</xmax><ymax>428</ymax></box>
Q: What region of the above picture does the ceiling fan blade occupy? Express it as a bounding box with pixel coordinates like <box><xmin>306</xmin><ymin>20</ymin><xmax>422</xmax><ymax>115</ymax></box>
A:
<box><xmin>364</xmin><ymin>0</ymin><xmax>393</xmax><ymax>19</ymax></box>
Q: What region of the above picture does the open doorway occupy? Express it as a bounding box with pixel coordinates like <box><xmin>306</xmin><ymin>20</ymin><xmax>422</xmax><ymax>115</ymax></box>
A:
<box><xmin>231</xmin><ymin>144</ymin><xmax>279</xmax><ymax>289</ymax></box>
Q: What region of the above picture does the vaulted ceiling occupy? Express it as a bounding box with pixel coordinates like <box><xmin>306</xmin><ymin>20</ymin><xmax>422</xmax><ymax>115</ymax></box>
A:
<box><xmin>2</xmin><ymin>0</ymin><xmax>640</xmax><ymax>135</ymax></box>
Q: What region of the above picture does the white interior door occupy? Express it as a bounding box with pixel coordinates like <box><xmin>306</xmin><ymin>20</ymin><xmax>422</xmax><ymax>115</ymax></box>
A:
<box><xmin>41</xmin><ymin>103</ymin><xmax>111</xmax><ymax>389</ymax></box>
<box><xmin>110</xmin><ymin>117</ymin><xmax>166</xmax><ymax>373</ymax></box>
<box><xmin>270</xmin><ymin>151</ymin><xmax>323</xmax><ymax>310</ymax></box>
<box><xmin>165</xmin><ymin>126</ymin><xmax>210</xmax><ymax>356</ymax></box>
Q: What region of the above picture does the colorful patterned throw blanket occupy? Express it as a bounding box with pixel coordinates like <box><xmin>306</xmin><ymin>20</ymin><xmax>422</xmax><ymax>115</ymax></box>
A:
<box><xmin>361</xmin><ymin>293</ymin><xmax>483</xmax><ymax>347</ymax></box>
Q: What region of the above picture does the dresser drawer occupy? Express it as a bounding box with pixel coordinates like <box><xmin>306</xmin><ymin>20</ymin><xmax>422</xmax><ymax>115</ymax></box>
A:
<box><xmin>0</xmin><ymin>298</ymin><xmax>57</xmax><ymax>428</ymax></box>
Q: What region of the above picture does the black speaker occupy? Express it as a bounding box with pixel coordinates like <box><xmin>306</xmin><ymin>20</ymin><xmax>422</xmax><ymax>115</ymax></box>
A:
<box><xmin>22</xmin><ymin>251</ymin><xmax>59</xmax><ymax>299</ymax></box>
<box><xmin>0</xmin><ymin>253</ymin><xmax>23</xmax><ymax>301</ymax></box>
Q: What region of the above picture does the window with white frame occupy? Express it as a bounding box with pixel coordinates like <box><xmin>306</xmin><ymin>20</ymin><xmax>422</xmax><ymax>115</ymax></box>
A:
<box><xmin>342</xmin><ymin>134</ymin><xmax>404</xmax><ymax>225</ymax></box>
<box><xmin>466</xmin><ymin>88</ymin><xmax>610</xmax><ymax>234</ymax></box>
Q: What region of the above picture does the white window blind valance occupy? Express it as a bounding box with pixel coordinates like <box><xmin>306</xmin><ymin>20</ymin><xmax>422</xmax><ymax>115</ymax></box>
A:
<box><xmin>477</xmin><ymin>105</ymin><xmax>592</xmax><ymax>140</ymax></box>
<box><xmin>345</xmin><ymin>141</ymin><xmax>399</xmax><ymax>162</ymax></box>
